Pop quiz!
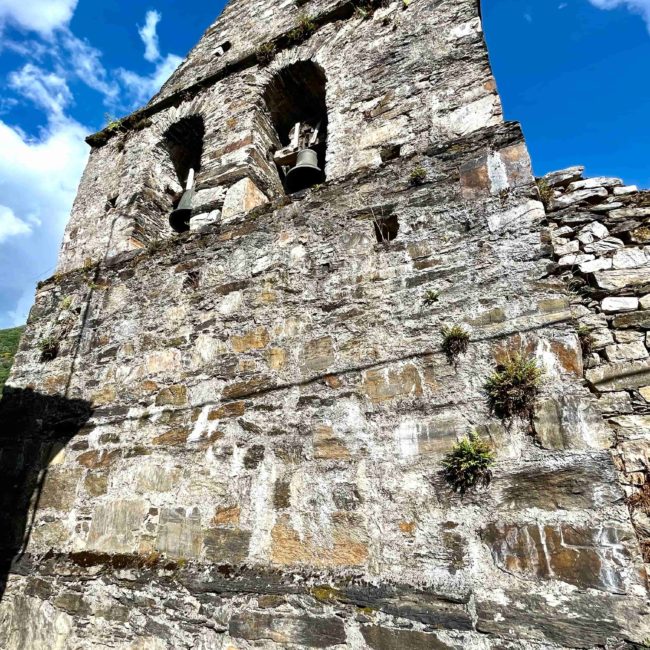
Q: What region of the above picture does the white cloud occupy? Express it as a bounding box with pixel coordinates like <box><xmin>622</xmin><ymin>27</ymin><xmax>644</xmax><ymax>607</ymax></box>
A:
<box><xmin>0</xmin><ymin>206</ymin><xmax>31</xmax><ymax>243</ymax></box>
<box><xmin>118</xmin><ymin>53</ymin><xmax>183</xmax><ymax>108</ymax></box>
<box><xmin>139</xmin><ymin>10</ymin><xmax>162</xmax><ymax>62</ymax></box>
<box><xmin>61</xmin><ymin>30</ymin><xmax>119</xmax><ymax>101</ymax></box>
<box><xmin>0</xmin><ymin>0</ymin><xmax>78</xmax><ymax>35</ymax></box>
<box><xmin>0</xmin><ymin>116</ymin><xmax>89</xmax><ymax>327</ymax></box>
<box><xmin>0</xmin><ymin>4</ymin><xmax>184</xmax><ymax>326</ymax></box>
<box><xmin>589</xmin><ymin>0</ymin><xmax>650</xmax><ymax>31</ymax></box>
<box><xmin>8</xmin><ymin>63</ymin><xmax>72</xmax><ymax>117</ymax></box>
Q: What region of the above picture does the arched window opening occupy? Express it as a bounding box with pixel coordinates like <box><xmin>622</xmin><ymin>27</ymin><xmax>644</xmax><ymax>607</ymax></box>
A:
<box><xmin>263</xmin><ymin>61</ymin><xmax>327</xmax><ymax>193</ymax></box>
<box><xmin>163</xmin><ymin>115</ymin><xmax>205</xmax><ymax>233</ymax></box>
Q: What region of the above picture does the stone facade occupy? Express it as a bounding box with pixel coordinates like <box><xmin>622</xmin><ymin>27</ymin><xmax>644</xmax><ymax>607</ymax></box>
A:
<box><xmin>1</xmin><ymin>0</ymin><xmax>649</xmax><ymax>648</ymax></box>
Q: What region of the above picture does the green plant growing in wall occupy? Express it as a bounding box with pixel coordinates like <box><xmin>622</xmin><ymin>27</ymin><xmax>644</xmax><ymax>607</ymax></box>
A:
<box><xmin>104</xmin><ymin>113</ymin><xmax>125</xmax><ymax>133</ymax></box>
<box><xmin>536</xmin><ymin>178</ymin><xmax>554</xmax><ymax>210</ymax></box>
<box><xmin>423</xmin><ymin>289</ymin><xmax>439</xmax><ymax>306</ymax></box>
<box><xmin>576</xmin><ymin>324</ymin><xmax>594</xmax><ymax>357</ymax></box>
<box><xmin>443</xmin><ymin>431</ymin><xmax>495</xmax><ymax>494</ymax></box>
<box><xmin>484</xmin><ymin>352</ymin><xmax>543</xmax><ymax>420</ymax></box>
<box><xmin>0</xmin><ymin>326</ymin><xmax>25</xmax><ymax>392</ymax></box>
<box><xmin>60</xmin><ymin>295</ymin><xmax>73</xmax><ymax>311</ymax></box>
<box><xmin>256</xmin><ymin>42</ymin><xmax>277</xmax><ymax>66</ymax></box>
<box><xmin>288</xmin><ymin>13</ymin><xmax>316</xmax><ymax>43</ymax></box>
<box><xmin>409</xmin><ymin>165</ymin><xmax>427</xmax><ymax>186</ymax></box>
<box><xmin>441</xmin><ymin>325</ymin><xmax>470</xmax><ymax>364</ymax></box>
<box><xmin>38</xmin><ymin>336</ymin><xmax>60</xmax><ymax>362</ymax></box>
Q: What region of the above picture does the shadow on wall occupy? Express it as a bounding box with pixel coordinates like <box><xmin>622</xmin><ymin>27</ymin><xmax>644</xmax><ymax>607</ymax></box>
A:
<box><xmin>0</xmin><ymin>387</ymin><xmax>93</xmax><ymax>601</ymax></box>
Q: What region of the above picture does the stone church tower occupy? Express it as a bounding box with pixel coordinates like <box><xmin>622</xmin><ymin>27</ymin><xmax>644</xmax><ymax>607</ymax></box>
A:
<box><xmin>1</xmin><ymin>0</ymin><xmax>649</xmax><ymax>647</ymax></box>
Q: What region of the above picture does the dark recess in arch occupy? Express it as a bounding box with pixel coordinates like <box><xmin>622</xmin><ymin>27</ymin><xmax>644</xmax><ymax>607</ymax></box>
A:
<box><xmin>162</xmin><ymin>115</ymin><xmax>206</xmax><ymax>190</ymax></box>
<box><xmin>263</xmin><ymin>61</ymin><xmax>328</xmax><ymax>192</ymax></box>
<box><xmin>162</xmin><ymin>115</ymin><xmax>205</xmax><ymax>233</ymax></box>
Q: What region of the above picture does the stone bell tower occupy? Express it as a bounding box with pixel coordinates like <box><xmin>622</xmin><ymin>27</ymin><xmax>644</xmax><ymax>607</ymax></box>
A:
<box><xmin>1</xmin><ymin>0</ymin><xmax>649</xmax><ymax>648</ymax></box>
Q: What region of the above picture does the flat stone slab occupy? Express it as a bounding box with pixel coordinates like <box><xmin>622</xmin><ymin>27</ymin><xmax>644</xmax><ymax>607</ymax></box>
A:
<box><xmin>586</xmin><ymin>358</ymin><xmax>650</xmax><ymax>391</ymax></box>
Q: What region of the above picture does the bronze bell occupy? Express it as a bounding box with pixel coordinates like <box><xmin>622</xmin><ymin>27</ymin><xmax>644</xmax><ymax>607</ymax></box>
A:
<box><xmin>169</xmin><ymin>168</ymin><xmax>195</xmax><ymax>233</ymax></box>
<box><xmin>286</xmin><ymin>148</ymin><xmax>324</xmax><ymax>193</ymax></box>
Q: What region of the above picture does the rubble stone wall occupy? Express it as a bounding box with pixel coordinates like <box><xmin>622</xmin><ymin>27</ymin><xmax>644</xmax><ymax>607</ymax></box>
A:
<box><xmin>543</xmin><ymin>166</ymin><xmax>650</xmax><ymax>569</ymax></box>
<box><xmin>0</xmin><ymin>0</ymin><xmax>649</xmax><ymax>648</ymax></box>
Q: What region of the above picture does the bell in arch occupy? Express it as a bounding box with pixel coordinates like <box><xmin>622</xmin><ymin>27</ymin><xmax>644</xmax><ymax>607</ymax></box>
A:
<box><xmin>169</xmin><ymin>168</ymin><xmax>196</xmax><ymax>233</ymax></box>
<box><xmin>286</xmin><ymin>148</ymin><xmax>324</xmax><ymax>193</ymax></box>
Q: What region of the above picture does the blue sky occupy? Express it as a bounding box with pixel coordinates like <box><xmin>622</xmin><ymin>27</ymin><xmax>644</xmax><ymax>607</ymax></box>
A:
<box><xmin>0</xmin><ymin>0</ymin><xmax>648</xmax><ymax>328</ymax></box>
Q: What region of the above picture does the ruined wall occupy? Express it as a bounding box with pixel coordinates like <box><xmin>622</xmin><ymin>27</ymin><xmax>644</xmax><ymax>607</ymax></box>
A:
<box><xmin>1</xmin><ymin>0</ymin><xmax>649</xmax><ymax>648</ymax></box>
<box><xmin>542</xmin><ymin>167</ymin><xmax>650</xmax><ymax>569</ymax></box>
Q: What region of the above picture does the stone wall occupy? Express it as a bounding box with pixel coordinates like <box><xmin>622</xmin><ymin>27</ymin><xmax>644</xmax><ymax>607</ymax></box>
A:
<box><xmin>57</xmin><ymin>0</ymin><xmax>501</xmax><ymax>272</ymax></box>
<box><xmin>543</xmin><ymin>167</ymin><xmax>650</xmax><ymax>570</ymax></box>
<box><xmin>1</xmin><ymin>0</ymin><xmax>649</xmax><ymax>648</ymax></box>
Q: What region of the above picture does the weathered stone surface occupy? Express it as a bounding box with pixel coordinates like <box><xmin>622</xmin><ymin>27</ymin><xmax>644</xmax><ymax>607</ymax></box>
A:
<box><xmin>360</xmin><ymin>626</ymin><xmax>452</xmax><ymax>650</ymax></box>
<box><xmin>87</xmin><ymin>500</ymin><xmax>147</xmax><ymax>553</ymax></box>
<box><xmin>613</xmin><ymin>310</ymin><xmax>650</xmax><ymax>329</ymax></box>
<box><xmin>608</xmin><ymin>206</ymin><xmax>650</xmax><ymax>220</ymax></box>
<box><xmin>500</xmin><ymin>458</ymin><xmax>621</xmax><ymax>510</ymax></box>
<box><xmin>155</xmin><ymin>508</ymin><xmax>202</xmax><ymax>559</ymax></box>
<box><xmin>594</xmin><ymin>269</ymin><xmax>650</xmax><ymax>291</ymax></box>
<box><xmin>476</xmin><ymin>593</ymin><xmax>633</xmax><ymax>648</ymax></box>
<box><xmin>203</xmin><ymin>528</ymin><xmax>251</xmax><ymax>563</ymax></box>
<box><xmin>362</xmin><ymin>364</ymin><xmax>423</xmax><ymax>403</ymax></box>
<box><xmin>552</xmin><ymin>187</ymin><xmax>608</xmax><ymax>209</ymax></box>
<box><xmin>229</xmin><ymin>612</ymin><xmax>346</xmax><ymax>648</ymax></box>
<box><xmin>313</xmin><ymin>424</ymin><xmax>350</xmax><ymax>460</ymax></box>
<box><xmin>39</xmin><ymin>469</ymin><xmax>82</xmax><ymax>511</ymax></box>
<box><xmin>586</xmin><ymin>358</ymin><xmax>650</xmax><ymax>390</ymax></box>
<box><xmin>154</xmin><ymin>384</ymin><xmax>188</xmax><ymax>406</ymax></box>
<box><xmin>605</xmin><ymin>341</ymin><xmax>648</xmax><ymax>362</ymax></box>
<box><xmin>567</xmin><ymin>177</ymin><xmax>622</xmax><ymax>192</ymax></box>
<box><xmin>482</xmin><ymin>522</ymin><xmax>632</xmax><ymax>593</ymax></box>
<box><xmin>612</xmin><ymin>247</ymin><xmax>648</xmax><ymax>269</ymax></box>
<box><xmin>542</xmin><ymin>166</ymin><xmax>584</xmax><ymax>188</ymax></box>
<box><xmin>221</xmin><ymin>177</ymin><xmax>268</xmax><ymax>222</ymax></box>
<box><xmin>601</xmin><ymin>296</ymin><xmax>639</xmax><ymax>313</ymax></box>
<box><xmin>271</xmin><ymin>515</ymin><xmax>368</xmax><ymax>568</ymax></box>
<box><xmin>533</xmin><ymin>396</ymin><xmax>610</xmax><ymax>449</ymax></box>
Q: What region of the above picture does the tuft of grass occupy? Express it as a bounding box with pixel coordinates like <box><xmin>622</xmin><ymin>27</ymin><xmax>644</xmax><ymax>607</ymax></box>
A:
<box><xmin>536</xmin><ymin>178</ymin><xmax>554</xmax><ymax>210</ymax></box>
<box><xmin>423</xmin><ymin>289</ymin><xmax>439</xmax><ymax>306</ymax></box>
<box><xmin>104</xmin><ymin>113</ymin><xmax>125</xmax><ymax>133</ymax></box>
<box><xmin>0</xmin><ymin>326</ymin><xmax>25</xmax><ymax>392</ymax></box>
<box><xmin>38</xmin><ymin>336</ymin><xmax>60</xmax><ymax>362</ymax></box>
<box><xmin>256</xmin><ymin>42</ymin><xmax>277</xmax><ymax>66</ymax></box>
<box><xmin>441</xmin><ymin>325</ymin><xmax>470</xmax><ymax>364</ymax></box>
<box><xmin>484</xmin><ymin>352</ymin><xmax>543</xmax><ymax>421</ymax></box>
<box><xmin>409</xmin><ymin>165</ymin><xmax>427</xmax><ymax>186</ymax></box>
<box><xmin>288</xmin><ymin>13</ymin><xmax>316</xmax><ymax>43</ymax></box>
<box><xmin>576</xmin><ymin>324</ymin><xmax>594</xmax><ymax>357</ymax></box>
<box><xmin>60</xmin><ymin>295</ymin><xmax>73</xmax><ymax>311</ymax></box>
<box><xmin>443</xmin><ymin>431</ymin><xmax>495</xmax><ymax>494</ymax></box>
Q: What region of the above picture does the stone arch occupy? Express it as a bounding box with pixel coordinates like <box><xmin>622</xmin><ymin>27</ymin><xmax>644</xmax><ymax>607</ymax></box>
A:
<box><xmin>261</xmin><ymin>59</ymin><xmax>328</xmax><ymax>193</ymax></box>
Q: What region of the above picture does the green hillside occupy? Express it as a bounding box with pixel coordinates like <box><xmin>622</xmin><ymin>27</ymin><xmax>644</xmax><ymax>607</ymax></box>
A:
<box><xmin>0</xmin><ymin>326</ymin><xmax>25</xmax><ymax>391</ymax></box>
